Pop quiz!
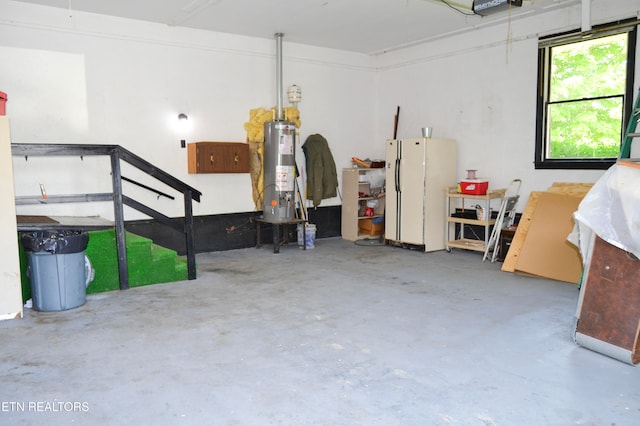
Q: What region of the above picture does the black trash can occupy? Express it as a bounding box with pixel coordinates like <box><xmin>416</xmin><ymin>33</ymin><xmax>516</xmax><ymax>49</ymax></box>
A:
<box><xmin>21</xmin><ymin>230</ymin><xmax>91</xmax><ymax>312</ymax></box>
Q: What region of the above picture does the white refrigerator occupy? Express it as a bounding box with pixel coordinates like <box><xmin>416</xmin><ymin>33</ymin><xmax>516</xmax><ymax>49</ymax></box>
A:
<box><xmin>385</xmin><ymin>138</ymin><xmax>457</xmax><ymax>252</ymax></box>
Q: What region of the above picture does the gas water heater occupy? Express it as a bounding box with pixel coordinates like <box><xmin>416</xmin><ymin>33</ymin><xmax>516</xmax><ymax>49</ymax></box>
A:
<box><xmin>263</xmin><ymin>33</ymin><xmax>297</xmax><ymax>222</ymax></box>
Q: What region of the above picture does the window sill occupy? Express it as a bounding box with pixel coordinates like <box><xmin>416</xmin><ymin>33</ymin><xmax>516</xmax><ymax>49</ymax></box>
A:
<box><xmin>534</xmin><ymin>159</ymin><xmax>616</xmax><ymax>170</ymax></box>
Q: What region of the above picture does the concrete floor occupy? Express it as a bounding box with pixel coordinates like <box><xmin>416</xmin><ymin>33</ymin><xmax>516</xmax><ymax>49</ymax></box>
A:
<box><xmin>1</xmin><ymin>237</ymin><xmax>638</xmax><ymax>425</ymax></box>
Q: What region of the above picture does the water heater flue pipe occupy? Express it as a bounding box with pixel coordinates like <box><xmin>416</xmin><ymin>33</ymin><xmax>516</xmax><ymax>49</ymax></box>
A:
<box><xmin>262</xmin><ymin>32</ymin><xmax>296</xmax><ymax>224</ymax></box>
<box><xmin>275</xmin><ymin>33</ymin><xmax>284</xmax><ymax>121</ymax></box>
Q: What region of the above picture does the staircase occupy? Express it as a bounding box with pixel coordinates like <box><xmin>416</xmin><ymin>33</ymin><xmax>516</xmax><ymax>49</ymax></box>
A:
<box><xmin>12</xmin><ymin>143</ymin><xmax>202</xmax><ymax>290</ymax></box>
<box><xmin>85</xmin><ymin>230</ymin><xmax>188</xmax><ymax>294</ymax></box>
<box><xmin>19</xmin><ymin>230</ymin><xmax>188</xmax><ymax>301</ymax></box>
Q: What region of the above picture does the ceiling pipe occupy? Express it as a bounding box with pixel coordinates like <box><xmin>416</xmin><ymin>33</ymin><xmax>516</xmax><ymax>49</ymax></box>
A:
<box><xmin>581</xmin><ymin>0</ymin><xmax>591</xmax><ymax>32</ymax></box>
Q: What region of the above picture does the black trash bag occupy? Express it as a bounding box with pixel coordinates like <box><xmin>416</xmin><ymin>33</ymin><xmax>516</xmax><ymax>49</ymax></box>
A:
<box><xmin>21</xmin><ymin>230</ymin><xmax>89</xmax><ymax>254</ymax></box>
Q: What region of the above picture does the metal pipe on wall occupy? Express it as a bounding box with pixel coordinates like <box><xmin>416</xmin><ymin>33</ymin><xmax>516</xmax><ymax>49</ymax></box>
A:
<box><xmin>275</xmin><ymin>32</ymin><xmax>284</xmax><ymax>121</ymax></box>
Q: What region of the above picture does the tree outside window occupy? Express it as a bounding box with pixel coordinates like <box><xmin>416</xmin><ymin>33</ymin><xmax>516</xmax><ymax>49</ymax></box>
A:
<box><xmin>535</xmin><ymin>23</ymin><xmax>636</xmax><ymax>170</ymax></box>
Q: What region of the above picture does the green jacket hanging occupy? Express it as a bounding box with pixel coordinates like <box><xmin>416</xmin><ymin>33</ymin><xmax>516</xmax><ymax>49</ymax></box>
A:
<box><xmin>302</xmin><ymin>134</ymin><xmax>338</xmax><ymax>208</ymax></box>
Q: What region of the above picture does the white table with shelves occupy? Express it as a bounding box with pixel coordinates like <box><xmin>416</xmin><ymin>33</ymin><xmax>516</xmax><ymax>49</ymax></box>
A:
<box><xmin>445</xmin><ymin>186</ymin><xmax>506</xmax><ymax>252</ymax></box>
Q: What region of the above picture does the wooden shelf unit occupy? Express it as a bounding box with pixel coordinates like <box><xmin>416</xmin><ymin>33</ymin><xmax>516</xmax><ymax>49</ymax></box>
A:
<box><xmin>445</xmin><ymin>187</ymin><xmax>505</xmax><ymax>252</ymax></box>
<box><xmin>341</xmin><ymin>168</ymin><xmax>385</xmax><ymax>241</ymax></box>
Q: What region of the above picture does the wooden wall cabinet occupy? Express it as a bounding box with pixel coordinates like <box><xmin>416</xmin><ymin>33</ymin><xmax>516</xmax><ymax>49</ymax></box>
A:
<box><xmin>188</xmin><ymin>142</ymin><xmax>250</xmax><ymax>174</ymax></box>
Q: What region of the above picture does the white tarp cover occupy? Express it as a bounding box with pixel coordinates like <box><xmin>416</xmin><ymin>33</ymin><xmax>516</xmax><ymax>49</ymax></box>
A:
<box><xmin>571</xmin><ymin>161</ymin><xmax>640</xmax><ymax>260</ymax></box>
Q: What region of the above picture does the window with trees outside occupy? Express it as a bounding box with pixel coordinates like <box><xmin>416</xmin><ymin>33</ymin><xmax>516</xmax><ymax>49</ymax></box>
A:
<box><xmin>535</xmin><ymin>21</ymin><xmax>637</xmax><ymax>169</ymax></box>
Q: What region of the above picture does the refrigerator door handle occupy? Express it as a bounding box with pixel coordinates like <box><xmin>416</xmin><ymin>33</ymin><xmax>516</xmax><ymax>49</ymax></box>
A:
<box><xmin>395</xmin><ymin>158</ymin><xmax>401</xmax><ymax>192</ymax></box>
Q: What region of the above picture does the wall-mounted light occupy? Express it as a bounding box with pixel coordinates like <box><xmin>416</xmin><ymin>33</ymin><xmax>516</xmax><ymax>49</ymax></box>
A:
<box><xmin>175</xmin><ymin>113</ymin><xmax>191</xmax><ymax>132</ymax></box>
<box><xmin>176</xmin><ymin>113</ymin><xmax>190</xmax><ymax>148</ymax></box>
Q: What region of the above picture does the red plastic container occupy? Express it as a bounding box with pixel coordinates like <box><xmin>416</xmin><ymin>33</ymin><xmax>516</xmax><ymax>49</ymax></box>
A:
<box><xmin>0</xmin><ymin>91</ymin><xmax>7</xmax><ymax>115</ymax></box>
<box><xmin>460</xmin><ymin>179</ymin><xmax>489</xmax><ymax>195</ymax></box>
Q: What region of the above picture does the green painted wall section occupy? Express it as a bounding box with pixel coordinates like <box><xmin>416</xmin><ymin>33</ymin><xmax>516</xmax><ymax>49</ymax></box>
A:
<box><xmin>19</xmin><ymin>230</ymin><xmax>188</xmax><ymax>302</ymax></box>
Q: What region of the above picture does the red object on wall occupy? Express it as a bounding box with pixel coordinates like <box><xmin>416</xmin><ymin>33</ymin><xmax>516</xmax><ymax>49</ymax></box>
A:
<box><xmin>0</xmin><ymin>91</ymin><xmax>7</xmax><ymax>115</ymax></box>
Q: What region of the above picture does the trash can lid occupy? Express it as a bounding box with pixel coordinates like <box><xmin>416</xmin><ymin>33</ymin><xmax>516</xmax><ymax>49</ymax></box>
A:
<box><xmin>21</xmin><ymin>230</ymin><xmax>89</xmax><ymax>254</ymax></box>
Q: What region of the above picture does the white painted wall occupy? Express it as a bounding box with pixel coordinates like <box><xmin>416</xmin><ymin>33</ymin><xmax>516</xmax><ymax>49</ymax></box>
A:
<box><xmin>374</xmin><ymin>0</ymin><xmax>640</xmax><ymax>210</ymax></box>
<box><xmin>0</xmin><ymin>0</ymin><xmax>638</xmax><ymax>221</ymax></box>
<box><xmin>1</xmin><ymin>1</ymin><xmax>376</xmax><ymax>220</ymax></box>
